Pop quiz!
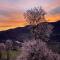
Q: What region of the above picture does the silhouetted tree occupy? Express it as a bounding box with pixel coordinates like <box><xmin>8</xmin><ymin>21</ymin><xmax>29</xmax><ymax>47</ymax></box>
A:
<box><xmin>24</xmin><ymin>7</ymin><xmax>46</xmax><ymax>25</ymax></box>
<box><xmin>24</xmin><ymin>7</ymin><xmax>53</xmax><ymax>41</ymax></box>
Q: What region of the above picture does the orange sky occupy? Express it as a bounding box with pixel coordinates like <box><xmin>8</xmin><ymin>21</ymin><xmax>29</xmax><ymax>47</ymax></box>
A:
<box><xmin>0</xmin><ymin>13</ymin><xmax>60</xmax><ymax>31</ymax></box>
<box><xmin>0</xmin><ymin>0</ymin><xmax>60</xmax><ymax>31</ymax></box>
<box><xmin>46</xmin><ymin>14</ymin><xmax>60</xmax><ymax>22</ymax></box>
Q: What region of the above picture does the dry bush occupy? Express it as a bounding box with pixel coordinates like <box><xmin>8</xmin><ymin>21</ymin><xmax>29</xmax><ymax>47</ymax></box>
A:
<box><xmin>17</xmin><ymin>39</ymin><xmax>60</xmax><ymax>60</ymax></box>
<box><xmin>32</xmin><ymin>23</ymin><xmax>54</xmax><ymax>41</ymax></box>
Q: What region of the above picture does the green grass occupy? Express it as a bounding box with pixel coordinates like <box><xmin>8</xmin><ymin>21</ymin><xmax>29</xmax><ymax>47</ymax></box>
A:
<box><xmin>1</xmin><ymin>50</ymin><xmax>19</xmax><ymax>60</ymax></box>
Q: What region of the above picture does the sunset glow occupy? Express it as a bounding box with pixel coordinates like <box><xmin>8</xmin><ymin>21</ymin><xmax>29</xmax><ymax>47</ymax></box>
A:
<box><xmin>0</xmin><ymin>0</ymin><xmax>60</xmax><ymax>31</ymax></box>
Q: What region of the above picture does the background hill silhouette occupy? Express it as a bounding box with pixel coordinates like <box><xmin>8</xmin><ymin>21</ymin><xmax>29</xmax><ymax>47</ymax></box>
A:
<box><xmin>49</xmin><ymin>21</ymin><xmax>60</xmax><ymax>42</ymax></box>
<box><xmin>0</xmin><ymin>21</ymin><xmax>60</xmax><ymax>43</ymax></box>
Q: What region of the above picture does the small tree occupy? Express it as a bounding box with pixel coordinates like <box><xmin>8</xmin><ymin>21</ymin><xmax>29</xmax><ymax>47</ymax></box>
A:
<box><xmin>24</xmin><ymin>7</ymin><xmax>53</xmax><ymax>41</ymax></box>
<box><xmin>24</xmin><ymin>7</ymin><xmax>46</xmax><ymax>25</ymax></box>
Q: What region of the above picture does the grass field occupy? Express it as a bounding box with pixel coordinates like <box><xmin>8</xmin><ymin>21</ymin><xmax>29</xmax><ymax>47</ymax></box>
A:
<box><xmin>0</xmin><ymin>50</ymin><xmax>19</xmax><ymax>60</ymax></box>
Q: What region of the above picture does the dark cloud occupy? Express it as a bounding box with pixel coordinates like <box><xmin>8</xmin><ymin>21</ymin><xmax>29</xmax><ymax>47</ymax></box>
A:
<box><xmin>0</xmin><ymin>0</ymin><xmax>21</xmax><ymax>3</ymax></box>
<box><xmin>50</xmin><ymin>6</ymin><xmax>60</xmax><ymax>15</ymax></box>
<box><xmin>0</xmin><ymin>9</ymin><xmax>12</xmax><ymax>17</ymax></box>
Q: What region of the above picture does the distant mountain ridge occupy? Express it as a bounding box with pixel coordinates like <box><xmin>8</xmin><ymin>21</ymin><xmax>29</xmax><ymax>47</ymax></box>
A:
<box><xmin>0</xmin><ymin>21</ymin><xmax>60</xmax><ymax>43</ymax></box>
<box><xmin>0</xmin><ymin>25</ymin><xmax>33</xmax><ymax>42</ymax></box>
<box><xmin>49</xmin><ymin>21</ymin><xmax>60</xmax><ymax>42</ymax></box>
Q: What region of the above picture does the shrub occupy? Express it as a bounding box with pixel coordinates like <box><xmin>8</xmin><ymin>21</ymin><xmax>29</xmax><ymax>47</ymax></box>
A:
<box><xmin>17</xmin><ymin>39</ymin><xmax>60</xmax><ymax>60</ymax></box>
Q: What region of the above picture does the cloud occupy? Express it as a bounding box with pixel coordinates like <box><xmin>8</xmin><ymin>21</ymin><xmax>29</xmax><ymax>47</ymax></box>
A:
<box><xmin>0</xmin><ymin>0</ymin><xmax>22</xmax><ymax>3</ymax></box>
<box><xmin>0</xmin><ymin>0</ymin><xmax>60</xmax><ymax>22</ymax></box>
<box><xmin>0</xmin><ymin>0</ymin><xmax>60</xmax><ymax>11</ymax></box>
<box><xmin>0</xmin><ymin>9</ymin><xmax>25</xmax><ymax>22</ymax></box>
<box><xmin>50</xmin><ymin>6</ymin><xmax>60</xmax><ymax>15</ymax></box>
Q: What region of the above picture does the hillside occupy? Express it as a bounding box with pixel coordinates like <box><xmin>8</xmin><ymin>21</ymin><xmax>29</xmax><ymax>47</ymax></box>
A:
<box><xmin>0</xmin><ymin>21</ymin><xmax>60</xmax><ymax>43</ymax></box>
<box><xmin>50</xmin><ymin>21</ymin><xmax>60</xmax><ymax>42</ymax></box>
